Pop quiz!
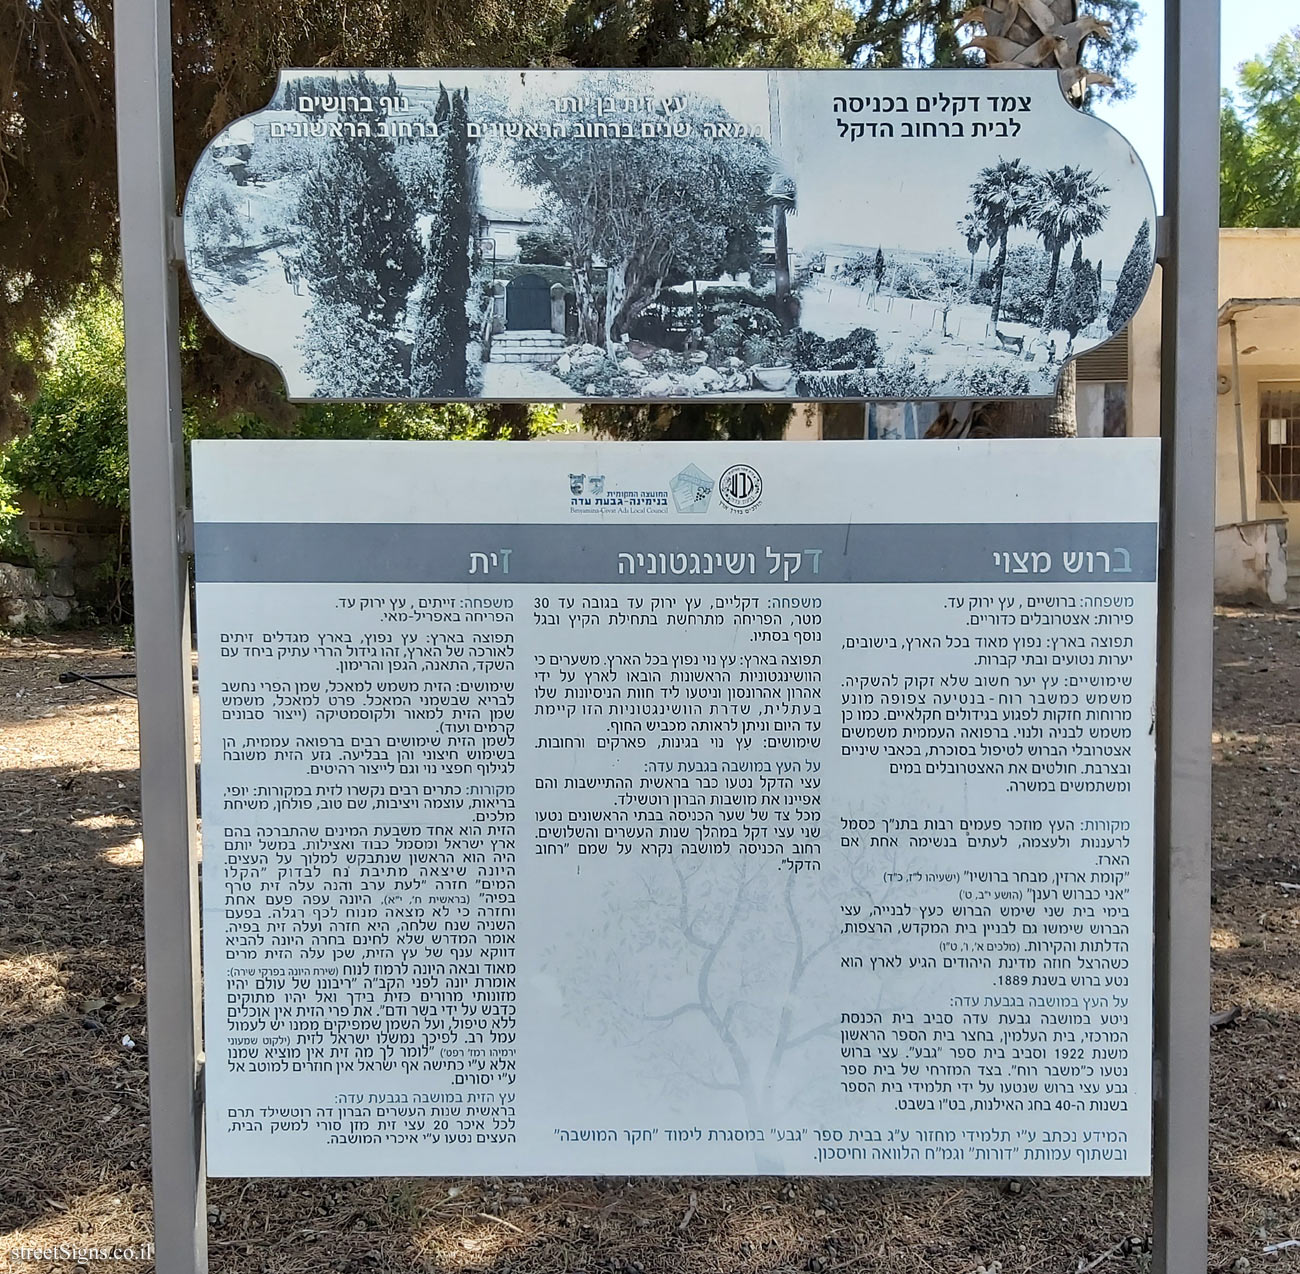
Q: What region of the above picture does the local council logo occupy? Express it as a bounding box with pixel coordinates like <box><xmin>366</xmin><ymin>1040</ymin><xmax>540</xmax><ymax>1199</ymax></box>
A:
<box><xmin>719</xmin><ymin>464</ymin><xmax>762</xmax><ymax>511</ymax></box>
<box><xmin>670</xmin><ymin>465</ymin><xmax>714</xmax><ymax>513</ymax></box>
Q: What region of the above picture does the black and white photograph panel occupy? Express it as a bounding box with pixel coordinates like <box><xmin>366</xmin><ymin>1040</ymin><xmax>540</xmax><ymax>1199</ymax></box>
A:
<box><xmin>182</xmin><ymin>68</ymin><xmax>1157</xmax><ymax>403</ymax></box>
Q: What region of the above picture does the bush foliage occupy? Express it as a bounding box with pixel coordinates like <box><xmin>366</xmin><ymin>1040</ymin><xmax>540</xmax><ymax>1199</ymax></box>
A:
<box><xmin>0</xmin><ymin>285</ymin><xmax>564</xmax><ymax>587</ymax></box>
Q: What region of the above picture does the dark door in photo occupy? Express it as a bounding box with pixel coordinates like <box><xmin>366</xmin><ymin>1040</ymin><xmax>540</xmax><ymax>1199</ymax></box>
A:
<box><xmin>506</xmin><ymin>274</ymin><xmax>552</xmax><ymax>331</ymax></box>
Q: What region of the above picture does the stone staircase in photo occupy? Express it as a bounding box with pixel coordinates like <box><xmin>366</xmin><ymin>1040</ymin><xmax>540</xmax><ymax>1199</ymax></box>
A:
<box><xmin>490</xmin><ymin>330</ymin><xmax>565</xmax><ymax>364</ymax></box>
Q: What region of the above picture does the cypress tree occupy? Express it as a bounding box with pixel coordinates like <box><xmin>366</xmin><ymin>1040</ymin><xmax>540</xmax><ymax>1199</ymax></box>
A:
<box><xmin>411</xmin><ymin>88</ymin><xmax>474</xmax><ymax>397</ymax></box>
<box><xmin>873</xmin><ymin>247</ymin><xmax>886</xmax><ymax>288</ymax></box>
<box><xmin>1107</xmin><ymin>218</ymin><xmax>1152</xmax><ymax>333</ymax></box>
<box><xmin>296</xmin><ymin>72</ymin><xmax>421</xmax><ymax>394</ymax></box>
<box><xmin>1057</xmin><ymin>251</ymin><xmax>1102</xmax><ymax>356</ymax></box>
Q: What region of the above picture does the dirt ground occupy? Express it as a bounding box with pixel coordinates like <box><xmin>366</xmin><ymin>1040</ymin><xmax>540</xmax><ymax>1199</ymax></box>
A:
<box><xmin>1</xmin><ymin>610</ymin><xmax>1298</xmax><ymax>1274</ymax></box>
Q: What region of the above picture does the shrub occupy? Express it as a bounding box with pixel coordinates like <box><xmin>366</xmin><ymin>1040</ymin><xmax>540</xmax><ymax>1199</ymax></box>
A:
<box><xmin>991</xmin><ymin>246</ymin><xmax>1053</xmax><ymax>325</ymax></box>
<box><xmin>883</xmin><ymin>259</ymin><xmax>939</xmax><ymax>299</ymax></box>
<box><xmin>954</xmin><ymin>364</ymin><xmax>1033</xmax><ymax>397</ymax></box>
<box><xmin>704</xmin><ymin>299</ymin><xmax>782</xmax><ymax>343</ymax></box>
<box><xmin>741</xmin><ymin>334</ymin><xmax>787</xmax><ymax>366</ymax></box>
<box><xmin>824</xmin><ymin>327</ymin><xmax>879</xmax><ymax>369</ymax></box>
<box><xmin>708</xmin><ymin>321</ymin><xmax>744</xmax><ymax>355</ymax></box>
<box><xmin>868</xmin><ymin>358</ymin><xmax>935</xmax><ymax>399</ymax></box>
<box><xmin>790</xmin><ymin>329</ymin><xmax>829</xmax><ymax>370</ymax></box>
<box><xmin>629</xmin><ymin>296</ymin><xmax>698</xmax><ymax>350</ymax></box>
<box><xmin>572</xmin><ymin>361</ymin><xmax>638</xmax><ymax>397</ymax></box>
<box><xmin>0</xmin><ymin>468</ymin><xmax>34</xmax><ymax>566</ymax></box>
<box><xmin>835</xmin><ymin>251</ymin><xmax>875</xmax><ymax>288</ymax></box>
<box><xmin>516</xmin><ymin>227</ymin><xmax>570</xmax><ymax>265</ymax></box>
<box><xmin>792</xmin><ymin>327</ymin><xmax>879</xmax><ymax>371</ymax></box>
<box><xmin>797</xmin><ymin>369</ymin><xmax>869</xmax><ymax>398</ymax></box>
<box><xmin>699</xmin><ymin>285</ymin><xmax>775</xmax><ymax>313</ymax></box>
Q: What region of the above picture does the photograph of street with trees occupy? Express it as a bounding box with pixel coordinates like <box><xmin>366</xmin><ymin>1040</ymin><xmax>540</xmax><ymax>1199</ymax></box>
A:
<box><xmin>183</xmin><ymin>67</ymin><xmax>1156</xmax><ymax>402</ymax></box>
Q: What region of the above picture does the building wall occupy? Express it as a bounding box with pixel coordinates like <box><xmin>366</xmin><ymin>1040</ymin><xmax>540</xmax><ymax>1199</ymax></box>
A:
<box><xmin>1218</xmin><ymin>231</ymin><xmax>1300</xmax><ymax>547</ymax></box>
<box><xmin>1127</xmin><ymin>230</ymin><xmax>1300</xmax><ymax>560</ymax></box>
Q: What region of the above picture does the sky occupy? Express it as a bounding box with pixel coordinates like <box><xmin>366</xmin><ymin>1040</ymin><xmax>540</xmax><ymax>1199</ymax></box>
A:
<box><xmin>1095</xmin><ymin>1</ymin><xmax>1299</xmax><ymax>208</ymax></box>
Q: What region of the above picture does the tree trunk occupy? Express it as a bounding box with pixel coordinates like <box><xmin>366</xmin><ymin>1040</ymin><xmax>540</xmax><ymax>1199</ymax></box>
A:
<box><xmin>991</xmin><ymin>234</ymin><xmax>1009</xmax><ymax>327</ymax></box>
<box><xmin>774</xmin><ymin>207</ymin><xmax>793</xmax><ymax>329</ymax></box>
<box><xmin>572</xmin><ymin>268</ymin><xmax>599</xmax><ymax>345</ymax></box>
<box><xmin>1046</xmin><ymin>362</ymin><xmax>1077</xmax><ymax>437</ymax></box>
<box><xmin>1044</xmin><ymin>241</ymin><xmax>1064</xmax><ymax>319</ymax></box>
<box><xmin>604</xmin><ymin>258</ymin><xmax>629</xmax><ymax>357</ymax></box>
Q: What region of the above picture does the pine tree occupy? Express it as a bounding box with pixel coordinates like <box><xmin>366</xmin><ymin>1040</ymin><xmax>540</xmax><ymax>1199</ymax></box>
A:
<box><xmin>411</xmin><ymin>88</ymin><xmax>474</xmax><ymax>397</ymax></box>
<box><xmin>873</xmin><ymin>248</ymin><xmax>886</xmax><ymax>288</ymax></box>
<box><xmin>1107</xmin><ymin>218</ymin><xmax>1152</xmax><ymax>333</ymax></box>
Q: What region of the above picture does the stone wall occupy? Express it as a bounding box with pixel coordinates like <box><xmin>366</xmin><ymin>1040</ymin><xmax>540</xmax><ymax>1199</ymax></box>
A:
<box><xmin>0</xmin><ymin>561</ymin><xmax>77</xmax><ymax>627</ymax></box>
<box><xmin>1</xmin><ymin>495</ymin><xmax>122</xmax><ymax>628</ymax></box>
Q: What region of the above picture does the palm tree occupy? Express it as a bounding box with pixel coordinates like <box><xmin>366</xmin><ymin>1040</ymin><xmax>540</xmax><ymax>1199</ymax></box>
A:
<box><xmin>763</xmin><ymin>175</ymin><xmax>798</xmax><ymax>330</ymax></box>
<box><xmin>1031</xmin><ymin>164</ymin><xmax>1111</xmax><ymax>328</ymax></box>
<box><xmin>957</xmin><ymin>211</ymin><xmax>986</xmax><ymax>284</ymax></box>
<box><xmin>960</xmin><ymin>0</ymin><xmax>1116</xmax><ymax>438</ymax></box>
<box><xmin>960</xmin><ymin>1</ymin><xmax>1115</xmax><ymax>104</ymax></box>
<box><xmin>969</xmin><ymin>157</ymin><xmax>1036</xmax><ymax>327</ymax></box>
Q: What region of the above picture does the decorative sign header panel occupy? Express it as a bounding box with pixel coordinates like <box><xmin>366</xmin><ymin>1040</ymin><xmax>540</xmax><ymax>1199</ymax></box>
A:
<box><xmin>195</xmin><ymin>438</ymin><xmax>1157</xmax><ymax>1176</ymax></box>
<box><xmin>182</xmin><ymin>69</ymin><xmax>1156</xmax><ymax>403</ymax></box>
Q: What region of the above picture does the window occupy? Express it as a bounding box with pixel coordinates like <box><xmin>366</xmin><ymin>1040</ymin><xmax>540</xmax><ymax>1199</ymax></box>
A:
<box><xmin>1259</xmin><ymin>385</ymin><xmax>1300</xmax><ymax>503</ymax></box>
<box><xmin>1076</xmin><ymin>381</ymin><xmax>1129</xmax><ymax>437</ymax></box>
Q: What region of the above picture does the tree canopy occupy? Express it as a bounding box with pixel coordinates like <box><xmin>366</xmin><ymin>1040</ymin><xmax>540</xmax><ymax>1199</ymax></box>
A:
<box><xmin>840</xmin><ymin>0</ymin><xmax>1138</xmax><ymax>94</ymax></box>
<box><xmin>0</xmin><ymin>0</ymin><xmax>565</xmax><ymax>437</ymax></box>
<box><xmin>1</xmin><ymin>0</ymin><xmax>1143</xmax><ymax>442</ymax></box>
<box><xmin>507</xmin><ymin>77</ymin><xmax>775</xmax><ymax>353</ymax></box>
<box><xmin>1221</xmin><ymin>26</ymin><xmax>1300</xmax><ymax>228</ymax></box>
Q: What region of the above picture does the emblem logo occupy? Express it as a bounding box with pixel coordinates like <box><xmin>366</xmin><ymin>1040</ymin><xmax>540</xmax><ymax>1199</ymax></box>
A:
<box><xmin>588</xmin><ymin>475</ymin><xmax>605</xmax><ymax>496</ymax></box>
<box><xmin>569</xmin><ymin>473</ymin><xmax>585</xmax><ymax>496</ymax></box>
<box><xmin>718</xmin><ymin>464</ymin><xmax>762</xmax><ymax>511</ymax></box>
<box><xmin>671</xmin><ymin>464</ymin><xmax>714</xmax><ymax>513</ymax></box>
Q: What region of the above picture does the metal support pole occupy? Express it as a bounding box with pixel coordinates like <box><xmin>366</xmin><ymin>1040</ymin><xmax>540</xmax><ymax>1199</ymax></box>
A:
<box><xmin>114</xmin><ymin>4</ymin><xmax>208</xmax><ymax>1272</ymax></box>
<box><xmin>1230</xmin><ymin>318</ymin><xmax>1249</xmax><ymax>523</ymax></box>
<box><xmin>1153</xmin><ymin>0</ymin><xmax>1218</xmax><ymax>1270</ymax></box>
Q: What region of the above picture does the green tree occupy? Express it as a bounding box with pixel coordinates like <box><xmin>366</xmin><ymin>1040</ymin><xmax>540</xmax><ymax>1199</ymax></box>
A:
<box><xmin>958</xmin><ymin>211</ymin><xmax>986</xmax><ymax>284</ymax></box>
<box><xmin>1107</xmin><ymin>217</ymin><xmax>1151</xmax><ymax>333</ymax></box>
<box><xmin>762</xmin><ymin>176</ymin><xmax>799</xmax><ymax>330</ymax></box>
<box><xmin>841</xmin><ymin>0</ymin><xmax>1139</xmax><ymax>99</ymax></box>
<box><xmin>1221</xmin><ymin>28</ymin><xmax>1300</xmax><ymax>227</ymax></box>
<box><xmin>2</xmin><ymin>0</ymin><xmax>1143</xmax><ymax>442</ymax></box>
<box><xmin>411</xmin><ymin>88</ymin><xmax>475</xmax><ymax>398</ymax></box>
<box><xmin>1054</xmin><ymin>244</ymin><xmax>1102</xmax><ymax>357</ymax></box>
<box><xmin>297</xmin><ymin>75</ymin><xmax>421</xmax><ymax>333</ymax></box>
<box><xmin>559</xmin><ymin>0</ymin><xmax>855</xmax><ymax>67</ymax></box>
<box><xmin>509</xmin><ymin>78</ymin><xmax>775</xmax><ymax>354</ymax></box>
<box><xmin>969</xmin><ymin>158</ymin><xmax>1037</xmax><ymax>327</ymax></box>
<box><xmin>1030</xmin><ymin>165</ymin><xmax>1110</xmax><ymax>327</ymax></box>
<box><xmin>294</xmin><ymin>74</ymin><xmax>423</xmax><ymax>396</ymax></box>
<box><xmin>0</xmin><ymin>1</ymin><xmax>569</xmax><ymax>437</ymax></box>
<box><xmin>0</xmin><ymin>285</ymin><xmax>564</xmax><ymax>609</ymax></box>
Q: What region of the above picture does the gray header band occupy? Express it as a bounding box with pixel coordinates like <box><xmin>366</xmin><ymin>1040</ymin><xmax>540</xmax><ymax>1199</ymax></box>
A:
<box><xmin>195</xmin><ymin>522</ymin><xmax>1157</xmax><ymax>585</ymax></box>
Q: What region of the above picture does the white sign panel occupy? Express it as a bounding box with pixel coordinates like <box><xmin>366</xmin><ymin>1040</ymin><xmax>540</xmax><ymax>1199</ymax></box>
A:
<box><xmin>182</xmin><ymin>68</ymin><xmax>1156</xmax><ymax>403</ymax></box>
<box><xmin>194</xmin><ymin>439</ymin><xmax>1158</xmax><ymax>1176</ymax></box>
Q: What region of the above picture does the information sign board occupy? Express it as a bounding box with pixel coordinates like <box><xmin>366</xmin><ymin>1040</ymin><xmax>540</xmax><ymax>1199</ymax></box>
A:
<box><xmin>194</xmin><ymin>439</ymin><xmax>1157</xmax><ymax>1176</ymax></box>
<box><xmin>183</xmin><ymin>69</ymin><xmax>1155</xmax><ymax>403</ymax></box>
